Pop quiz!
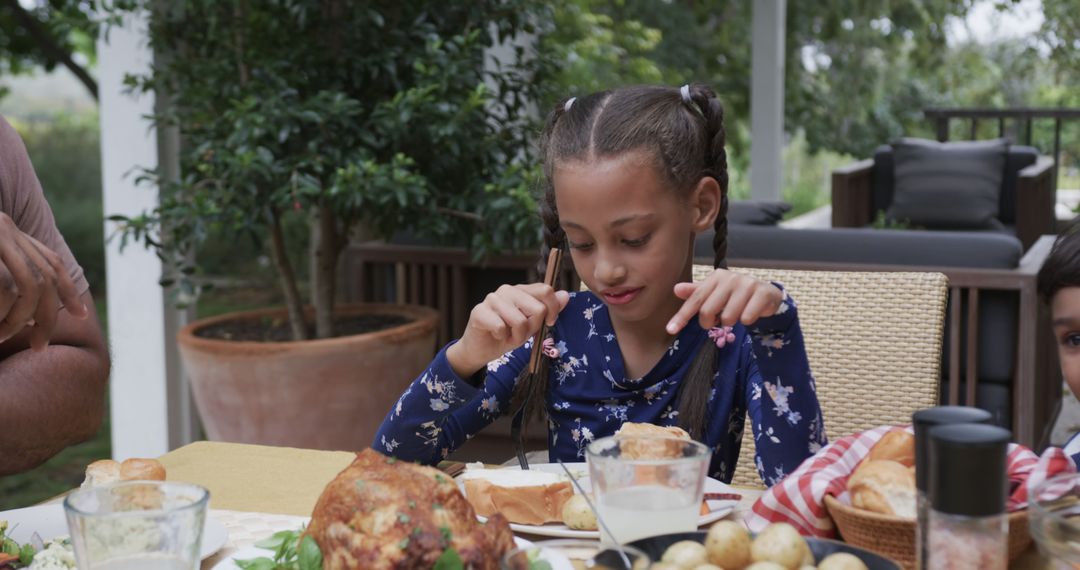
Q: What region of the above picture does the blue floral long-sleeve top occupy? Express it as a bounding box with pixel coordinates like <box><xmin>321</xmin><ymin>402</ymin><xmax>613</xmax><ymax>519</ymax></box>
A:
<box><xmin>1063</xmin><ymin>432</ymin><xmax>1080</xmax><ymax>469</ymax></box>
<box><xmin>374</xmin><ymin>285</ymin><xmax>827</xmax><ymax>486</ymax></box>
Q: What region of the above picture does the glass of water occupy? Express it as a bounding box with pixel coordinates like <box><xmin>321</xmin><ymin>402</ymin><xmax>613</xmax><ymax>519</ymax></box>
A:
<box><xmin>586</xmin><ymin>434</ymin><xmax>710</xmax><ymax>545</ymax></box>
<box><xmin>1030</xmin><ymin>472</ymin><xmax>1080</xmax><ymax>568</ymax></box>
<box><xmin>63</xmin><ymin>481</ymin><xmax>208</xmax><ymax>570</ymax></box>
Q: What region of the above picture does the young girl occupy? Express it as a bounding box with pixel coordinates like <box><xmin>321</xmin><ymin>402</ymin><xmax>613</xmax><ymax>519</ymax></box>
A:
<box><xmin>374</xmin><ymin>84</ymin><xmax>826</xmax><ymax>486</ymax></box>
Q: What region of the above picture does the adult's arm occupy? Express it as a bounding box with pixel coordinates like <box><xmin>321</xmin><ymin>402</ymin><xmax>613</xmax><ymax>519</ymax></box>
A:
<box><xmin>0</xmin><ymin>290</ymin><xmax>109</xmax><ymax>475</ymax></box>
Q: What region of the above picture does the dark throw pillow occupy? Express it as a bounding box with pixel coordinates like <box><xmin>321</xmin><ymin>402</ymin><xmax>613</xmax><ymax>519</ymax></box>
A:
<box><xmin>886</xmin><ymin>137</ymin><xmax>1008</xmax><ymax>229</ymax></box>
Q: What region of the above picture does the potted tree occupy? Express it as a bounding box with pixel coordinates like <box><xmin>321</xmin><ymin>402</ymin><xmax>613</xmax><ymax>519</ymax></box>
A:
<box><xmin>113</xmin><ymin>1</ymin><xmax>545</xmax><ymax>450</ymax></box>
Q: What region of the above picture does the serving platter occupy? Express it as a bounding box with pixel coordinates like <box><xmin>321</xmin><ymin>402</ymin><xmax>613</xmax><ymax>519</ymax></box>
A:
<box><xmin>211</xmin><ymin>534</ymin><xmax>534</xmax><ymax>569</ymax></box>
<box><xmin>458</xmin><ymin>462</ymin><xmax>739</xmax><ymax>539</ymax></box>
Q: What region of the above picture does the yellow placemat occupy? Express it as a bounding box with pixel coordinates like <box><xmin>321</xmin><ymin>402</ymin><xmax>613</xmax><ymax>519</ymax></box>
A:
<box><xmin>159</xmin><ymin>441</ymin><xmax>355</xmax><ymax>516</ymax></box>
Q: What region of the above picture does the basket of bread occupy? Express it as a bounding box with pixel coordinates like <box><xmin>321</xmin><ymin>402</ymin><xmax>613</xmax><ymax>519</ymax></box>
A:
<box><xmin>822</xmin><ymin>430</ymin><xmax>1030</xmax><ymax>569</ymax></box>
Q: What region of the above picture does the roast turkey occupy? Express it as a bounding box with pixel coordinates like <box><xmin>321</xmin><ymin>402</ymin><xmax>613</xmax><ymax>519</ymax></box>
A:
<box><xmin>307</xmin><ymin>449</ymin><xmax>516</xmax><ymax>569</ymax></box>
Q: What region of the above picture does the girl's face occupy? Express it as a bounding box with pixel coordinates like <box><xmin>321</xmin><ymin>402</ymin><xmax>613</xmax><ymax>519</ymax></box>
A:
<box><xmin>553</xmin><ymin>151</ymin><xmax>718</xmax><ymax>327</ymax></box>
<box><xmin>1052</xmin><ymin>286</ymin><xmax>1080</xmax><ymax>398</ymax></box>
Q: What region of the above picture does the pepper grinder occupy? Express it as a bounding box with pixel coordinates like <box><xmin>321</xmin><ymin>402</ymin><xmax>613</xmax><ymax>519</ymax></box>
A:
<box><xmin>925</xmin><ymin>423</ymin><xmax>1010</xmax><ymax>570</ymax></box>
<box><xmin>912</xmin><ymin>406</ymin><xmax>992</xmax><ymax>569</ymax></box>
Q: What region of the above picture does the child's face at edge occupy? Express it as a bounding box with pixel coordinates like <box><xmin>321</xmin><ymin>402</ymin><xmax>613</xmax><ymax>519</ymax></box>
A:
<box><xmin>552</xmin><ymin>152</ymin><xmax>718</xmax><ymax>328</ymax></box>
<box><xmin>1052</xmin><ymin>286</ymin><xmax>1080</xmax><ymax>399</ymax></box>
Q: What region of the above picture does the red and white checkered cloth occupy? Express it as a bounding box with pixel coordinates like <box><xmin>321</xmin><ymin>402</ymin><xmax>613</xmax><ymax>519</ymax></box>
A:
<box><xmin>744</xmin><ymin>425</ymin><xmax>1077</xmax><ymax>536</ymax></box>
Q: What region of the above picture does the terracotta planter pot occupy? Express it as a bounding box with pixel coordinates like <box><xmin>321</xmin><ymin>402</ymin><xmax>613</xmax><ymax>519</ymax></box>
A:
<box><xmin>178</xmin><ymin>303</ymin><xmax>438</xmax><ymax>451</ymax></box>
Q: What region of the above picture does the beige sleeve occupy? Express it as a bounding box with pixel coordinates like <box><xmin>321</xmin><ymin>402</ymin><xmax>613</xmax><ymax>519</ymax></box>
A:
<box><xmin>0</xmin><ymin>115</ymin><xmax>90</xmax><ymax>296</ymax></box>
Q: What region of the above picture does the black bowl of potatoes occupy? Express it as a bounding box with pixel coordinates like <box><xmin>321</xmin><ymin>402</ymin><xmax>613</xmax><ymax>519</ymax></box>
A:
<box><xmin>627</xmin><ymin>521</ymin><xmax>901</xmax><ymax>570</ymax></box>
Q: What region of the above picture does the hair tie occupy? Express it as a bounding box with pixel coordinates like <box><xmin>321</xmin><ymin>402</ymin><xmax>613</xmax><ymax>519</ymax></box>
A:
<box><xmin>680</xmin><ymin>84</ymin><xmax>704</xmax><ymax>117</ymax></box>
<box><xmin>564</xmin><ymin>97</ymin><xmax>576</xmax><ymax>112</ymax></box>
<box><xmin>680</xmin><ymin>84</ymin><xmax>692</xmax><ymax>104</ymax></box>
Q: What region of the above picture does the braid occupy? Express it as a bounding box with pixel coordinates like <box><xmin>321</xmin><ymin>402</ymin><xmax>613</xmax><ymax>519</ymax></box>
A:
<box><xmin>510</xmin><ymin>97</ymin><xmax>574</xmax><ymax>425</ymax></box>
<box><xmin>687</xmin><ymin>84</ymin><xmax>730</xmax><ymax>268</ymax></box>
<box><xmin>676</xmin><ymin>84</ymin><xmax>731</xmax><ymax>444</ymax></box>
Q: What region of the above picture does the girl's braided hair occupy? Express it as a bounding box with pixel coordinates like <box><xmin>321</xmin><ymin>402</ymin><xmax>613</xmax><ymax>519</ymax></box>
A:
<box><xmin>514</xmin><ymin>84</ymin><xmax>729</xmax><ymax>440</ymax></box>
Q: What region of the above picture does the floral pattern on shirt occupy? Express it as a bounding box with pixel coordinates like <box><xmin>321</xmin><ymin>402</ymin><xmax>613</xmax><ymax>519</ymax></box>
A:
<box><xmin>373</xmin><ymin>285</ymin><xmax>826</xmax><ymax>487</ymax></box>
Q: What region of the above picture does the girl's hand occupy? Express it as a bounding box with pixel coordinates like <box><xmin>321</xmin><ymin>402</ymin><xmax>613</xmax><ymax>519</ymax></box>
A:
<box><xmin>666</xmin><ymin>269</ymin><xmax>783</xmax><ymax>335</ymax></box>
<box><xmin>447</xmin><ymin>283</ymin><xmax>571</xmax><ymax>378</ymax></box>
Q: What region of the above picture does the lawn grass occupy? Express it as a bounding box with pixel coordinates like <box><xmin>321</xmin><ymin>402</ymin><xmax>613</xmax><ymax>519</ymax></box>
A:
<box><xmin>0</xmin><ymin>415</ymin><xmax>111</xmax><ymax>510</ymax></box>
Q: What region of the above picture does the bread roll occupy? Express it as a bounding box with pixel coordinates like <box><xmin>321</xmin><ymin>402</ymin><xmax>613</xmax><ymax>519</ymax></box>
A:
<box><xmin>460</xmin><ymin>468</ymin><xmax>573</xmax><ymax>525</ymax></box>
<box><xmin>82</xmin><ymin>459</ymin><xmax>121</xmax><ymax>488</ymax></box>
<box><xmin>847</xmin><ymin>459</ymin><xmax>916</xmax><ymax>518</ymax></box>
<box><xmin>82</xmin><ymin>458</ymin><xmax>167</xmax><ymax>488</ymax></box>
<box><xmin>867</xmin><ymin>429</ymin><xmax>915</xmax><ymax>467</ymax></box>
<box><xmin>615</xmin><ymin>422</ymin><xmax>691</xmax><ymax>460</ymax></box>
<box><xmin>120</xmin><ymin>458</ymin><xmax>167</xmax><ymax>481</ymax></box>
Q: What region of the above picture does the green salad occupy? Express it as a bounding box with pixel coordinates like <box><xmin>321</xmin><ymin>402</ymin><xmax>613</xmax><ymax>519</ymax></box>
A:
<box><xmin>234</xmin><ymin>528</ymin><xmax>511</xmax><ymax>570</ymax></box>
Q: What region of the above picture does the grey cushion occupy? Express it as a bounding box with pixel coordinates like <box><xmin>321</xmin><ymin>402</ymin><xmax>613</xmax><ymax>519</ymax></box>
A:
<box><xmin>705</xmin><ymin>225</ymin><xmax>1023</xmax><ymax>269</ymax></box>
<box><xmin>728</xmin><ymin>200</ymin><xmax>791</xmax><ymax>226</ymax></box>
<box><xmin>887</xmin><ymin>138</ymin><xmax>1008</xmax><ymax>229</ymax></box>
<box><xmin>870</xmin><ymin>144</ymin><xmax>1038</xmax><ymax>223</ymax></box>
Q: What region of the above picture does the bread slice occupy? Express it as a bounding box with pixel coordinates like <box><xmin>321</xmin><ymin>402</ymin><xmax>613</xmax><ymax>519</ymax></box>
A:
<box><xmin>460</xmin><ymin>468</ymin><xmax>573</xmax><ymax>526</ymax></box>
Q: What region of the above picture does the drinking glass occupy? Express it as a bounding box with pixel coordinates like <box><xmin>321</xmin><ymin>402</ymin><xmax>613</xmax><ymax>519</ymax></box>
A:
<box><xmin>501</xmin><ymin>539</ymin><xmax>650</xmax><ymax>570</ymax></box>
<box><xmin>63</xmin><ymin>481</ymin><xmax>208</xmax><ymax>570</ymax></box>
<box><xmin>586</xmin><ymin>434</ymin><xmax>710</xmax><ymax>545</ymax></box>
<box><xmin>1030</xmin><ymin>472</ymin><xmax>1080</xmax><ymax>569</ymax></box>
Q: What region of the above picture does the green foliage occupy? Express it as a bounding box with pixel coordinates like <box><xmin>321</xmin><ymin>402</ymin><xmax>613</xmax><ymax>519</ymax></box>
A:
<box><xmin>110</xmin><ymin>1</ymin><xmax>550</xmax><ymax>336</ymax></box>
<box><xmin>871</xmin><ymin>210</ymin><xmax>918</xmax><ymax>231</ymax></box>
<box><xmin>14</xmin><ymin>113</ymin><xmax>105</xmax><ymax>295</ymax></box>
<box><xmin>238</xmin><ymin>528</ymin><xmax>322</xmax><ymax>570</ymax></box>
<box><xmin>0</xmin><ymin>1</ymin><xmax>102</xmax><ymax>99</ymax></box>
<box><xmin>538</xmin><ymin>1</ymin><xmax>994</xmax><ymax>162</ymax></box>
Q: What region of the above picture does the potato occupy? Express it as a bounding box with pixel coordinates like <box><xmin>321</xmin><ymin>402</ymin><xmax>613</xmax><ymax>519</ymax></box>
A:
<box><xmin>817</xmin><ymin>552</ymin><xmax>868</xmax><ymax>570</ymax></box>
<box><xmin>705</xmin><ymin>520</ymin><xmax>752</xmax><ymax>569</ymax></box>
<box><xmin>561</xmin><ymin>494</ymin><xmax>597</xmax><ymax>530</ymax></box>
<box><xmin>648</xmin><ymin>564</ymin><xmax>684</xmax><ymax>570</ymax></box>
<box><xmin>691</xmin><ymin>565</ymin><xmax>724</xmax><ymax>570</ymax></box>
<box><xmin>662</xmin><ymin>540</ymin><xmax>709</xmax><ymax>568</ymax></box>
<box><xmin>750</xmin><ymin>522</ymin><xmax>812</xmax><ymax>570</ymax></box>
<box><xmin>745</xmin><ymin>563</ymin><xmax>790</xmax><ymax>570</ymax></box>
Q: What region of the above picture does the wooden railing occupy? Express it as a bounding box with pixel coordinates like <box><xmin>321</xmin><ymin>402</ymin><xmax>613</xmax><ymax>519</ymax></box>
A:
<box><xmin>924</xmin><ymin>107</ymin><xmax>1080</xmax><ymax>189</ymax></box>
<box><xmin>341</xmin><ymin>242</ymin><xmax>578</xmax><ymax>348</ymax></box>
<box><xmin>342</xmin><ymin>236</ymin><xmax>1060</xmax><ymax>450</ymax></box>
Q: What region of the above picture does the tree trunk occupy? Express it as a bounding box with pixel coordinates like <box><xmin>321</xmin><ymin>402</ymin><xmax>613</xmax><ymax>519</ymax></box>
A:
<box><xmin>267</xmin><ymin>207</ymin><xmax>309</xmax><ymax>341</ymax></box>
<box><xmin>311</xmin><ymin>204</ymin><xmax>343</xmax><ymax>339</ymax></box>
<box><xmin>308</xmin><ymin>0</ymin><xmax>348</xmax><ymax>340</ymax></box>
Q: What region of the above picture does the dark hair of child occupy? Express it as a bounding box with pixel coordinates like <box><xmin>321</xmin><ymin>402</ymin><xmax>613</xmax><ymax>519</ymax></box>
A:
<box><xmin>1038</xmin><ymin>221</ymin><xmax>1080</xmax><ymax>305</ymax></box>
<box><xmin>510</xmin><ymin>84</ymin><xmax>729</xmax><ymax>440</ymax></box>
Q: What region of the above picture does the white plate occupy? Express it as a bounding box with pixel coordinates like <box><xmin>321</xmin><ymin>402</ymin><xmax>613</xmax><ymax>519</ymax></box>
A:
<box><xmin>458</xmin><ymin>462</ymin><xmax>739</xmax><ymax>539</ymax></box>
<box><xmin>211</xmin><ymin>534</ymin><xmax>534</xmax><ymax>569</ymax></box>
<box><xmin>0</xmin><ymin>503</ymin><xmax>228</xmax><ymax>561</ymax></box>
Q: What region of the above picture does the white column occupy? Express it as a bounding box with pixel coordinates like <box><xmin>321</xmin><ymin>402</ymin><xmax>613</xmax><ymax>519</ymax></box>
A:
<box><xmin>99</xmin><ymin>8</ymin><xmax>195</xmax><ymax>459</ymax></box>
<box><xmin>750</xmin><ymin>0</ymin><xmax>786</xmax><ymax>201</ymax></box>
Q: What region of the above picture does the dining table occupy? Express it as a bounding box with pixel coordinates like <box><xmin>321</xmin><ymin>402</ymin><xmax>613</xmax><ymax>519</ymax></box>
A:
<box><xmin>145</xmin><ymin>440</ymin><xmax>1053</xmax><ymax>569</ymax></box>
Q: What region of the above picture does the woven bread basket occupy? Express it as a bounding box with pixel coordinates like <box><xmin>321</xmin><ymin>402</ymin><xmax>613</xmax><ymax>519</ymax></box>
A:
<box><xmin>824</xmin><ymin>495</ymin><xmax>1031</xmax><ymax>570</ymax></box>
